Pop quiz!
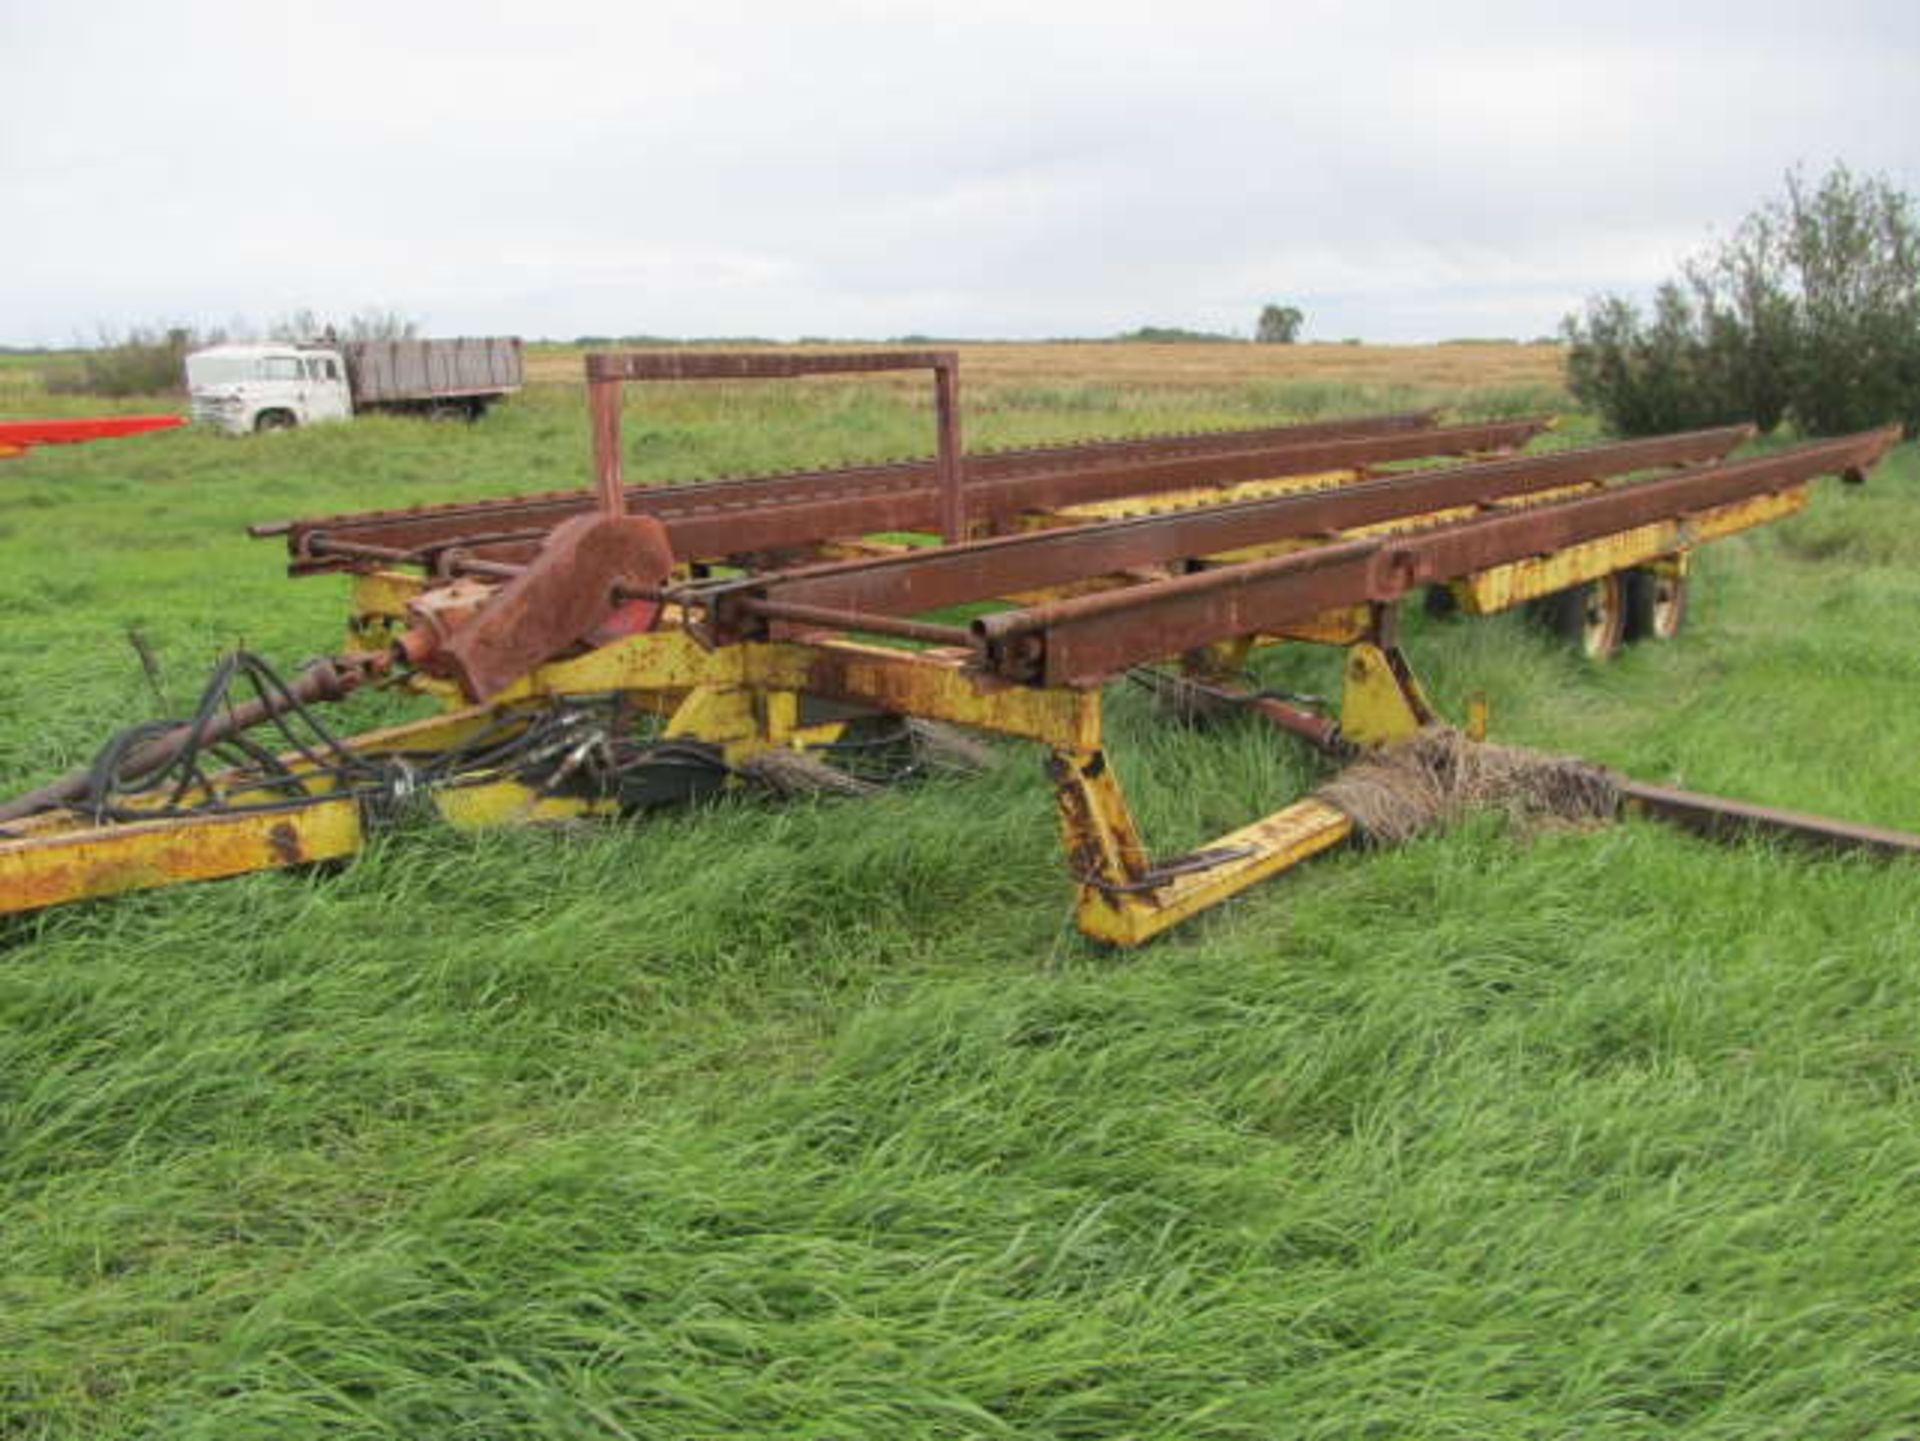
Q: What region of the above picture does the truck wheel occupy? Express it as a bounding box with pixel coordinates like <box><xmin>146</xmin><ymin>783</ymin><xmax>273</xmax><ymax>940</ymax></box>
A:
<box><xmin>1542</xmin><ymin>574</ymin><xmax>1625</xmax><ymax>660</ymax></box>
<box><xmin>255</xmin><ymin>410</ymin><xmax>296</xmax><ymax>433</ymax></box>
<box><xmin>1625</xmin><ymin>569</ymin><xmax>1689</xmax><ymax>642</ymax></box>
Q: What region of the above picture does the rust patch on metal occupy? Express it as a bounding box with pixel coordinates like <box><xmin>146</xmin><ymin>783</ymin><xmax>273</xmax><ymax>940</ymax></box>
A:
<box><xmin>268</xmin><ymin>821</ymin><xmax>303</xmax><ymax>865</ymax></box>
<box><xmin>432</xmin><ymin>512</ymin><xmax>675</xmax><ymax>700</ymax></box>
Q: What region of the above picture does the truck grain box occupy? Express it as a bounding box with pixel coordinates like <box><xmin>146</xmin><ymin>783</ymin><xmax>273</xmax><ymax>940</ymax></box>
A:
<box><xmin>187</xmin><ymin>336</ymin><xmax>523</xmax><ymax>434</ymax></box>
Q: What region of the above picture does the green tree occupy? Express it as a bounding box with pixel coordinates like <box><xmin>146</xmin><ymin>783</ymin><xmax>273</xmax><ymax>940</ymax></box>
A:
<box><xmin>1256</xmin><ymin>304</ymin><xmax>1304</xmax><ymax>344</ymax></box>
<box><xmin>1564</xmin><ymin>164</ymin><xmax>1920</xmax><ymax>437</ymax></box>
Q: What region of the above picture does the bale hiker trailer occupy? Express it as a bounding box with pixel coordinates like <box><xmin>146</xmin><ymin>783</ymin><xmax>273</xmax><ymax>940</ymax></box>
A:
<box><xmin>1</xmin><ymin>351</ymin><xmax>1913</xmax><ymax>941</ymax></box>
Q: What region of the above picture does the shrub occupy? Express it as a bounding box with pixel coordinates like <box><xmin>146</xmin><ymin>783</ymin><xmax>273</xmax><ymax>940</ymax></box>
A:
<box><xmin>1114</xmin><ymin>325</ymin><xmax>1238</xmax><ymax>344</ymax></box>
<box><xmin>41</xmin><ymin>326</ymin><xmax>205</xmax><ymax>398</ymax></box>
<box><xmin>1564</xmin><ymin>164</ymin><xmax>1920</xmax><ymax>437</ymax></box>
<box><xmin>1781</xmin><ymin>167</ymin><xmax>1920</xmax><ymax>435</ymax></box>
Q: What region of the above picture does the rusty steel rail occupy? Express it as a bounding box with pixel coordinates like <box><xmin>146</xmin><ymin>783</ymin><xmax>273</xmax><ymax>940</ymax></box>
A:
<box><xmin>286</xmin><ymin>417</ymin><xmax>1554</xmax><ymax>574</ymax></box>
<box><xmin>585</xmin><ymin>350</ymin><xmax>970</xmax><ymax>542</ymax></box>
<box><xmin>1614</xmin><ymin>778</ymin><xmax>1920</xmax><ymax>858</ymax></box>
<box><xmin>253</xmin><ymin>408</ymin><xmax>1444</xmax><ymax>553</ymax></box>
<box><xmin>966</xmin><ymin>426</ymin><xmax>1900</xmax><ymax>685</ymax></box>
<box><xmin>714</xmin><ymin>424</ymin><xmax>1757</xmax><ymax>625</ymax></box>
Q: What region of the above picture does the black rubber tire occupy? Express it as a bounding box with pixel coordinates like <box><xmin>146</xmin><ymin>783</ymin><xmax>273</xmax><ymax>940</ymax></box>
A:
<box><xmin>254</xmin><ymin>410</ymin><xmax>296</xmax><ymax>433</ymax></box>
<box><xmin>1542</xmin><ymin>574</ymin><xmax>1626</xmax><ymax>660</ymax></box>
<box><xmin>1625</xmin><ymin>568</ymin><xmax>1689</xmax><ymax>642</ymax></box>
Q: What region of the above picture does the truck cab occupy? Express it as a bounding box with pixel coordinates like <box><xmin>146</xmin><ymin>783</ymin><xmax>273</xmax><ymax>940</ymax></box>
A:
<box><xmin>186</xmin><ymin>344</ymin><xmax>352</xmax><ymax>434</ymax></box>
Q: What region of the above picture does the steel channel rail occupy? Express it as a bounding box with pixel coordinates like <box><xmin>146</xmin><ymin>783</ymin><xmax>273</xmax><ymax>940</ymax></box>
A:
<box><xmin>585</xmin><ymin>350</ymin><xmax>971</xmax><ymax>543</ymax></box>
<box><xmin>970</xmin><ymin>426</ymin><xmax>1900</xmax><ymax>685</ymax></box>
<box><xmin>255</xmin><ymin>409</ymin><xmax>1444</xmax><ymax>552</ymax></box>
<box><xmin>1613</xmin><ymin>779</ymin><xmax>1920</xmax><ymax>858</ymax></box>
<box><xmin>291</xmin><ymin>417</ymin><xmax>1552</xmax><ymax>573</ymax></box>
<box><xmin>716</xmin><ymin>424</ymin><xmax>1756</xmax><ymax>623</ymax></box>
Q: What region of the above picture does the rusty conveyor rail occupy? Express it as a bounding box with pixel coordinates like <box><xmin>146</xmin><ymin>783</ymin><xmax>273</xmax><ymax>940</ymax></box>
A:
<box><xmin>973</xmin><ymin>427</ymin><xmax>1899</xmax><ymax>685</ymax></box>
<box><xmin>273</xmin><ymin>416</ymin><xmax>1551</xmax><ymax>571</ymax></box>
<box><xmin>689</xmin><ymin>426</ymin><xmax>1895</xmax><ymax>686</ymax></box>
<box><xmin>713</xmin><ymin>424</ymin><xmax>1757</xmax><ymax>626</ymax></box>
<box><xmin>253</xmin><ymin>408</ymin><xmax>1442</xmax><ymax>548</ymax></box>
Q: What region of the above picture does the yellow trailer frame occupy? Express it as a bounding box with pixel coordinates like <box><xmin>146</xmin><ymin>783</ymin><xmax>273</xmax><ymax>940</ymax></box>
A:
<box><xmin>1</xmin><ymin>482</ymin><xmax>1809</xmax><ymax>942</ymax></box>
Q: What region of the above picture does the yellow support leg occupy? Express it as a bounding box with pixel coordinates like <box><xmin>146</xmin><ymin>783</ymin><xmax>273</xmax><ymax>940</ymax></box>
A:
<box><xmin>1049</xmin><ymin>739</ymin><xmax>1354</xmax><ymax>947</ymax></box>
<box><xmin>1340</xmin><ymin>640</ymin><xmax>1435</xmax><ymax>747</ymax></box>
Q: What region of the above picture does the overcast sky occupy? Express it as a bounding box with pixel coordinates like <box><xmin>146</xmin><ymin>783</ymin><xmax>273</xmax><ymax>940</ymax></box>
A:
<box><xmin>3</xmin><ymin>0</ymin><xmax>1915</xmax><ymax>345</ymax></box>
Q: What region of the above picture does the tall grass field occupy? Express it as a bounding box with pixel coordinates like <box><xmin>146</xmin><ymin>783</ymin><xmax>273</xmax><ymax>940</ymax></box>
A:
<box><xmin>3</xmin><ymin>352</ymin><xmax>1919</xmax><ymax>1438</ymax></box>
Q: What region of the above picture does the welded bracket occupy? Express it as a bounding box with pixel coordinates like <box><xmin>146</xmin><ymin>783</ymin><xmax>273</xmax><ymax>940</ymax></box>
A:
<box><xmin>1340</xmin><ymin>642</ymin><xmax>1435</xmax><ymax>747</ymax></box>
<box><xmin>1337</xmin><ymin>606</ymin><xmax>1437</xmax><ymax>748</ymax></box>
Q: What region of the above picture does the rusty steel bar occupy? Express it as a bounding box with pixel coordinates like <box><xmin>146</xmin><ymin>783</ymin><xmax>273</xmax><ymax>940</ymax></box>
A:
<box><xmin>252</xmin><ymin>409</ymin><xmax>1442</xmax><ymax>541</ymax></box>
<box><xmin>567</xmin><ymin>349</ymin><xmax>973</xmax><ymax>562</ymax></box>
<box><xmin>730</xmin><ymin>424</ymin><xmax>1757</xmax><ymax>622</ymax></box>
<box><xmin>969</xmin><ymin>426</ymin><xmax>1898</xmax><ymax>686</ymax></box>
<box><xmin>301</xmin><ymin>535</ymin><xmax>526</xmax><ymax>582</ymax></box>
<box><xmin>584</xmin><ymin>350</ymin><xmax>958</xmax><ymax>381</ymax></box>
<box><xmin>737</xmin><ymin>599</ymin><xmax>972</xmax><ymax>647</ymax></box>
<box><xmin>1615</xmin><ymin>778</ymin><xmax>1920</xmax><ymax>858</ymax></box>
<box><xmin>586</xmin><ymin>350</ymin><xmax>959</xmax><ymax>504</ymax></box>
<box><xmin>933</xmin><ymin>357</ymin><xmax>965</xmax><ymax>544</ymax></box>
<box><xmin>590</xmin><ymin>376</ymin><xmax>626</xmax><ymax>518</ymax></box>
<box><xmin>413</xmin><ymin>417</ymin><xmax>1553</xmax><ymax>573</ymax></box>
<box><xmin>256</xmin><ymin>410</ymin><xmax>1474</xmax><ymax>560</ymax></box>
<box><xmin>247</xmin><ymin>410</ymin><xmax>1440</xmax><ymax>541</ymax></box>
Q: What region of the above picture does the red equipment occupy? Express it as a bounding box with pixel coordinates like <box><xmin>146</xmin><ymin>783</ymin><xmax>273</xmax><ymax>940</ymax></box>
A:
<box><xmin>0</xmin><ymin>415</ymin><xmax>184</xmax><ymax>459</ymax></box>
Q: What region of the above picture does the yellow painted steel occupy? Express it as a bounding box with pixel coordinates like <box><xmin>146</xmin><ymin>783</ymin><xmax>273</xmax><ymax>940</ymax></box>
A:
<box><xmin>1041</xmin><ymin>468</ymin><xmax>1361</xmax><ymax>523</ymax></box>
<box><xmin>0</xmin><ymin>801</ymin><xmax>364</xmax><ymax>914</ymax></box>
<box><xmin>1082</xmin><ymin>799</ymin><xmax>1353</xmax><ymax>946</ymax></box>
<box><xmin>0</xmin><ymin>476</ymin><xmax>1825</xmax><ymax>937</ymax></box>
<box><xmin>347</xmin><ymin>568</ymin><xmax>425</xmax><ymax>650</ymax></box>
<box><xmin>1051</xmin><ymin>742</ymin><xmax>1355</xmax><ymax>946</ymax></box>
<box><xmin>1340</xmin><ymin>642</ymin><xmax>1435</xmax><ymax>748</ymax></box>
<box><xmin>1454</xmin><ymin>490</ymin><xmax>1803</xmax><ymax>614</ymax></box>
<box><xmin>0</xmin><ymin>777</ymin><xmax>623</xmax><ymax>916</ymax></box>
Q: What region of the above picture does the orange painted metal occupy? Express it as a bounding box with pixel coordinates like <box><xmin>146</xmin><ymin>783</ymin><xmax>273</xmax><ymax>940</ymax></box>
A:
<box><xmin>0</xmin><ymin>414</ymin><xmax>183</xmax><ymax>456</ymax></box>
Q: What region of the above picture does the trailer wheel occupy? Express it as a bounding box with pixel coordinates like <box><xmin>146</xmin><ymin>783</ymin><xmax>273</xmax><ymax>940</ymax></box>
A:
<box><xmin>1544</xmin><ymin>574</ymin><xmax>1626</xmax><ymax>660</ymax></box>
<box><xmin>254</xmin><ymin>409</ymin><xmax>296</xmax><ymax>433</ymax></box>
<box><xmin>1625</xmin><ymin>568</ymin><xmax>1689</xmax><ymax>642</ymax></box>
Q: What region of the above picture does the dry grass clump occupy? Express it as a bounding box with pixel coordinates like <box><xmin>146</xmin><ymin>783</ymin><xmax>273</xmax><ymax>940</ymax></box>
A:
<box><xmin>1318</xmin><ymin>726</ymin><xmax>1619</xmax><ymax>845</ymax></box>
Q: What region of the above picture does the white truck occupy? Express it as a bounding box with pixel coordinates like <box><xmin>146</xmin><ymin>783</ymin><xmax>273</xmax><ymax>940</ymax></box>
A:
<box><xmin>186</xmin><ymin>337</ymin><xmax>523</xmax><ymax>434</ymax></box>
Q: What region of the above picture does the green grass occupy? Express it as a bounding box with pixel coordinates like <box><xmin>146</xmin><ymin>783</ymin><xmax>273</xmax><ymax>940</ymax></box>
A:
<box><xmin>4</xmin><ymin>372</ymin><xmax>1920</xmax><ymax>1438</ymax></box>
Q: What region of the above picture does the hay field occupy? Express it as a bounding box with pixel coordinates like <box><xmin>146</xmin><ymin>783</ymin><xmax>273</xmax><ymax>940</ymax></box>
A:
<box><xmin>524</xmin><ymin>340</ymin><xmax>1567</xmax><ymax>394</ymax></box>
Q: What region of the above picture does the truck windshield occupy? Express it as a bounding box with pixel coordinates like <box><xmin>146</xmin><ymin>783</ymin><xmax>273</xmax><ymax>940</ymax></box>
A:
<box><xmin>187</xmin><ymin>356</ymin><xmax>262</xmax><ymax>385</ymax></box>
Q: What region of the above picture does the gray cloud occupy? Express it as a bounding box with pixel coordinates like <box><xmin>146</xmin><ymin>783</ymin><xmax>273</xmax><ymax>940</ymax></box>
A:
<box><xmin>3</xmin><ymin>0</ymin><xmax>1915</xmax><ymax>343</ymax></box>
